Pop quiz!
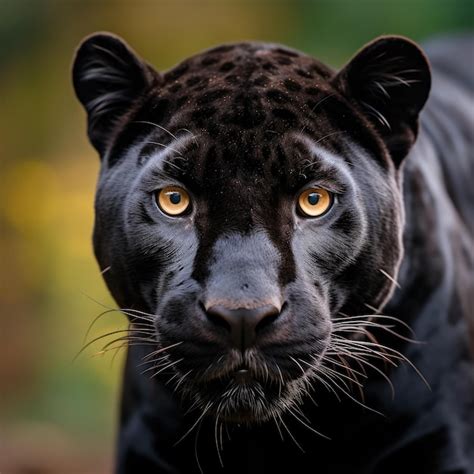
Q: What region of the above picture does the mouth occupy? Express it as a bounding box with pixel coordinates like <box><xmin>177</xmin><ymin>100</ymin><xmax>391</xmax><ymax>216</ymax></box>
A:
<box><xmin>199</xmin><ymin>375</ymin><xmax>279</xmax><ymax>423</ymax></box>
<box><xmin>179</xmin><ymin>359</ymin><xmax>307</xmax><ymax>424</ymax></box>
<box><xmin>233</xmin><ymin>367</ymin><xmax>252</xmax><ymax>384</ymax></box>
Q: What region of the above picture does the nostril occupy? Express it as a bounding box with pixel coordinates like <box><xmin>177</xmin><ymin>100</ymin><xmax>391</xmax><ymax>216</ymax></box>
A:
<box><xmin>206</xmin><ymin>307</ymin><xmax>232</xmax><ymax>332</ymax></box>
<box><xmin>255</xmin><ymin>301</ymin><xmax>286</xmax><ymax>333</ymax></box>
<box><xmin>255</xmin><ymin>307</ymin><xmax>280</xmax><ymax>332</ymax></box>
<box><xmin>198</xmin><ymin>300</ymin><xmax>207</xmax><ymax>315</ymax></box>
<box><xmin>199</xmin><ymin>301</ymin><xmax>231</xmax><ymax>332</ymax></box>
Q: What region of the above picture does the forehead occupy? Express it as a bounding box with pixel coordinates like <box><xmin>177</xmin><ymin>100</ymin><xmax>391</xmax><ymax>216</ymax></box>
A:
<box><xmin>156</xmin><ymin>43</ymin><xmax>336</xmax><ymax>138</ymax></box>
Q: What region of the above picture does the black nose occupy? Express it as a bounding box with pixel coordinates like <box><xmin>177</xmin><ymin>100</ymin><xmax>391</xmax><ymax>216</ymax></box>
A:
<box><xmin>205</xmin><ymin>304</ymin><xmax>281</xmax><ymax>351</ymax></box>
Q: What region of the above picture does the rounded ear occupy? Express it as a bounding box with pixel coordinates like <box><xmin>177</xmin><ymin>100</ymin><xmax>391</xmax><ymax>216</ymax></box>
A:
<box><xmin>333</xmin><ymin>36</ymin><xmax>431</xmax><ymax>165</ymax></box>
<box><xmin>72</xmin><ymin>32</ymin><xmax>158</xmax><ymax>155</ymax></box>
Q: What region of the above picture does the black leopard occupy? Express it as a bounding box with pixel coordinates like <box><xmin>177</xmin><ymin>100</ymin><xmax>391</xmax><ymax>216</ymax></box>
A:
<box><xmin>72</xmin><ymin>32</ymin><xmax>474</xmax><ymax>473</ymax></box>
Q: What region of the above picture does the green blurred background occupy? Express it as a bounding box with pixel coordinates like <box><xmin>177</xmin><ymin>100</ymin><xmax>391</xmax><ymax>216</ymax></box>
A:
<box><xmin>0</xmin><ymin>0</ymin><xmax>471</xmax><ymax>472</ymax></box>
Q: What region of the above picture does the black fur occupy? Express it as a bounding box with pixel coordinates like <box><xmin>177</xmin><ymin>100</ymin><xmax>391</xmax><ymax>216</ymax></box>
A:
<box><xmin>73</xmin><ymin>32</ymin><xmax>474</xmax><ymax>473</ymax></box>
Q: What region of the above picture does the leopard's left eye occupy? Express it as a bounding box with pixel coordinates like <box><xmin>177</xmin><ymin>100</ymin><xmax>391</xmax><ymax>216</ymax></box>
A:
<box><xmin>297</xmin><ymin>187</ymin><xmax>333</xmax><ymax>217</ymax></box>
<box><xmin>156</xmin><ymin>186</ymin><xmax>191</xmax><ymax>216</ymax></box>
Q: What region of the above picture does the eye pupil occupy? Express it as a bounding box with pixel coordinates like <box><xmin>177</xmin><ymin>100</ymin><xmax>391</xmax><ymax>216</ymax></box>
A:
<box><xmin>307</xmin><ymin>193</ymin><xmax>320</xmax><ymax>206</ymax></box>
<box><xmin>169</xmin><ymin>192</ymin><xmax>181</xmax><ymax>205</ymax></box>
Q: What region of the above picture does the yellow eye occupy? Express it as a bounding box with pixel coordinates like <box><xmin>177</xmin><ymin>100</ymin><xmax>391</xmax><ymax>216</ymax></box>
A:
<box><xmin>156</xmin><ymin>186</ymin><xmax>191</xmax><ymax>216</ymax></box>
<box><xmin>297</xmin><ymin>188</ymin><xmax>333</xmax><ymax>217</ymax></box>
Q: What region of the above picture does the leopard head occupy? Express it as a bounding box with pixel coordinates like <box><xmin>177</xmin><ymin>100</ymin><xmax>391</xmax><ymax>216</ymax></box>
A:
<box><xmin>72</xmin><ymin>33</ymin><xmax>430</xmax><ymax>423</ymax></box>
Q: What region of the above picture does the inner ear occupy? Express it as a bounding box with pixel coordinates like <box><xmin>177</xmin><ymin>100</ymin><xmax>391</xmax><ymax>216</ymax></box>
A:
<box><xmin>333</xmin><ymin>36</ymin><xmax>431</xmax><ymax>165</ymax></box>
<box><xmin>72</xmin><ymin>32</ymin><xmax>159</xmax><ymax>155</ymax></box>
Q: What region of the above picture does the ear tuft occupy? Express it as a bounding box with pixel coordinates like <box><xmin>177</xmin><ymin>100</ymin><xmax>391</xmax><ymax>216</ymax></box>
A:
<box><xmin>333</xmin><ymin>36</ymin><xmax>431</xmax><ymax>165</ymax></box>
<box><xmin>72</xmin><ymin>32</ymin><xmax>157</xmax><ymax>155</ymax></box>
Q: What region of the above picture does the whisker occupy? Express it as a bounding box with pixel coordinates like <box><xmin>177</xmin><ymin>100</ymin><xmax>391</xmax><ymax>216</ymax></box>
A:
<box><xmin>141</xmin><ymin>356</ymin><xmax>172</xmax><ymax>374</ymax></box>
<box><xmin>132</xmin><ymin>120</ymin><xmax>179</xmax><ymax>140</ymax></box>
<box><xmin>299</xmin><ymin>93</ymin><xmax>337</xmax><ymax>134</ymax></box>
<box><xmin>165</xmin><ymin>371</ymin><xmax>181</xmax><ymax>386</ymax></box>
<box><xmin>174</xmin><ymin>369</ymin><xmax>193</xmax><ymax>393</ymax></box>
<box><xmin>174</xmin><ymin>402</ymin><xmax>212</xmax><ymax>447</ymax></box>
<box><xmin>75</xmin><ymin>329</ymin><xmax>152</xmax><ymax>361</ymax></box>
<box><xmin>144</xmin><ymin>141</ymin><xmax>184</xmax><ymax>157</ymax></box>
<box><xmin>138</xmin><ymin>341</ymin><xmax>184</xmax><ymax>364</ymax></box>
<box><xmin>290</xmin><ymin>356</ymin><xmax>306</xmax><ymax>377</ymax></box>
<box><xmin>100</xmin><ymin>265</ymin><xmax>111</xmax><ymax>274</ymax></box>
<box><xmin>312</xmin><ymin>373</ymin><xmax>342</xmax><ymax>402</ymax></box>
<box><xmin>100</xmin><ymin>335</ymin><xmax>157</xmax><ymax>352</ymax></box>
<box><xmin>214</xmin><ymin>410</ymin><xmax>224</xmax><ymax>468</ymax></box>
<box><xmin>333</xmin><ymin>322</ymin><xmax>421</xmax><ymax>344</ymax></box>
<box><xmin>278</xmin><ymin>414</ymin><xmax>305</xmax><ymax>453</ymax></box>
<box><xmin>379</xmin><ymin>268</ymin><xmax>402</xmax><ymax>289</ymax></box>
<box><xmin>316</xmin><ymin>360</ymin><xmax>364</xmax><ymax>389</ymax></box>
<box><xmin>287</xmin><ymin>406</ymin><xmax>330</xmax><ymax>440</ymax></box>
<box><xmin>317</xmin><ymin>370</ymin><xmax>385</xmax><ymax>417</ymax></box>
<box><xmin>273</xmin><ymin>415</ymin><xmax>285</xmax><ymax>441</ymax></box>
<box><xmin>194</xmin><ymin>411</ymin><xmax>205</xmax><ymax>474</ymax></box>
<box><xmin>331</xmin><ymin>337</ymin><xmax>403</xmax><ymax>365</ymax></box>
<box><xmin>110</xmin><ymin>343</ymin><xmax>125</xmax><ymax>366</ymax></box>
<box><xmin>323</xmin><ymin>354</ymin><xmax>367</xmax><ymax>379</ymax></box>
<box><xmin>333</xmin><ymin>313</ymin><xmax>416</xmax><ymax>336</ymax></box>
<box><xmin>81</xmin><ymin>292</ymin><xmax>155</xmax><ymax>319</ymax></box>
<box><xmin>329</xmin><ymin>350</ymin><xmax>395</xmax><ymax>399</ymax></box>
<box><xmin>149</xmin><ymin>358</ymin><xmax>184</xmax><ymax>379</ymax></box>
<box><xmin>91</xmin><ymin>340</ymin><xmax>158</xmax><ymax>358</ymax></box>
<box><xmin>325</xmin><ymin>353</ymin><xmax>366</xmax><ymax>400</ymax></box>
<box><xmin>317</xmin><ymin>365</ymin><xmax>353</xmax><ymax>394</ymax></box>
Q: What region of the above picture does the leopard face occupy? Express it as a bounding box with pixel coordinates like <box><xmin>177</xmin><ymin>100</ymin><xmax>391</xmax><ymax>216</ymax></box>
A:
<box><xmin>73</xmin><ymin>33</ymin><xmax>430</xmax><ymax>423</ymax></box>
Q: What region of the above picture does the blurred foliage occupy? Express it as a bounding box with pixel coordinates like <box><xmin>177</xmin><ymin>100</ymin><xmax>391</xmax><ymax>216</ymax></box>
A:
<box><xmin>0</xmin><ymin>0</ymin><xmax>472</xmax><ymax>471</ymax></box>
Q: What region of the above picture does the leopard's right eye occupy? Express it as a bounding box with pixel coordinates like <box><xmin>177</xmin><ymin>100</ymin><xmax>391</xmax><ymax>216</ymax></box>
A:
<box><xmin>156</xmin><ymin>186</ymin><xmax>191</xmax><ymax>216</ymax></box>
<box><xmin>297</xmin><ymin>187</ymin><xmax>333</xmax><ymax>217</ymax></box>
